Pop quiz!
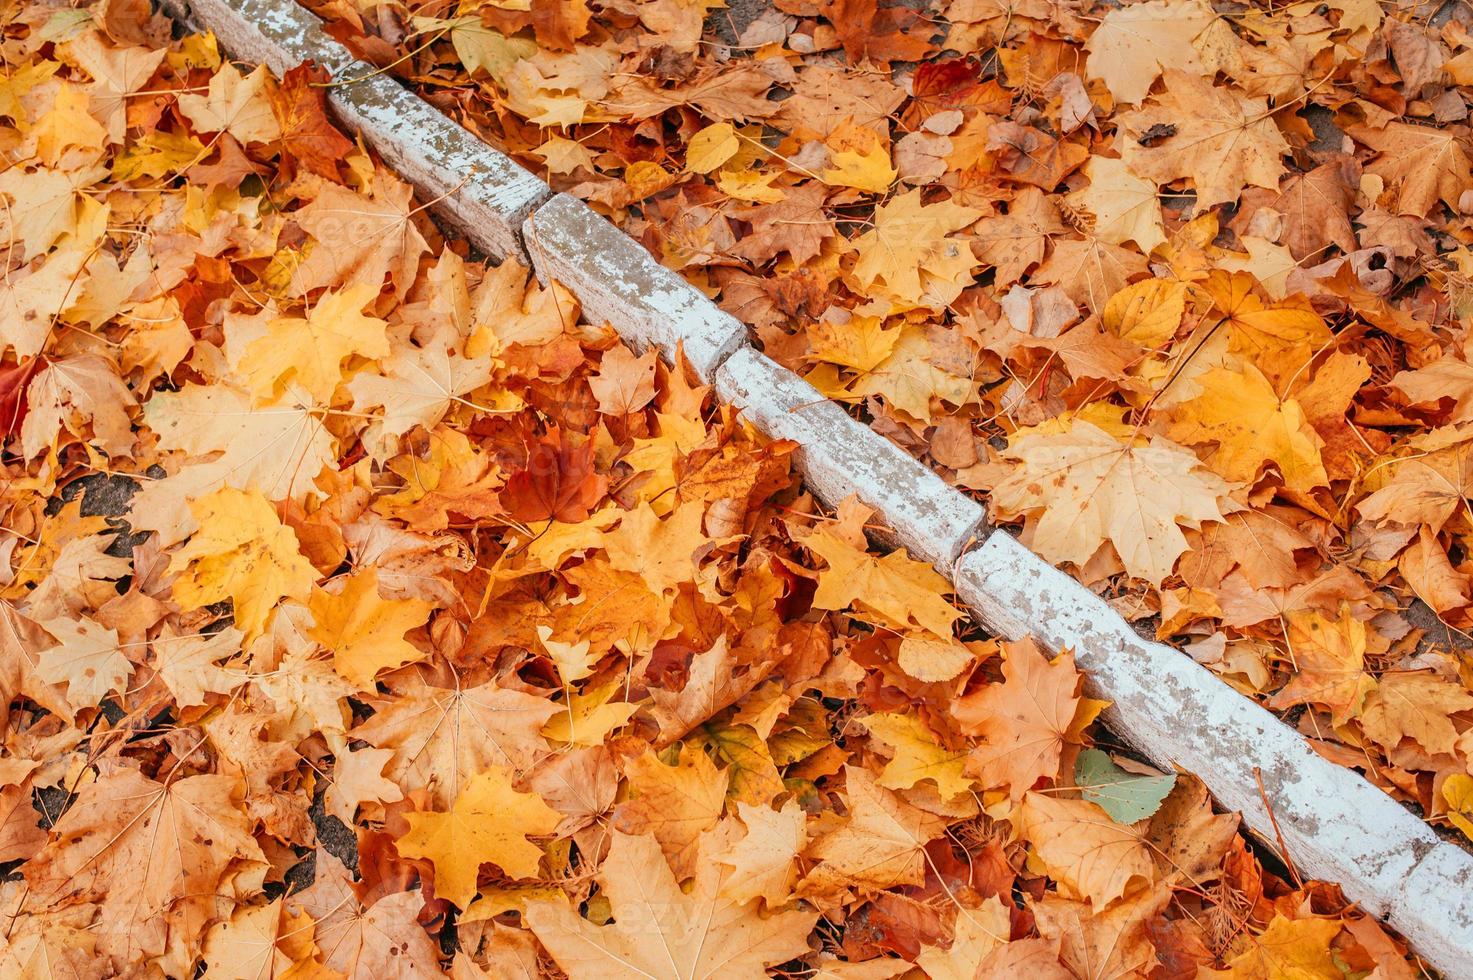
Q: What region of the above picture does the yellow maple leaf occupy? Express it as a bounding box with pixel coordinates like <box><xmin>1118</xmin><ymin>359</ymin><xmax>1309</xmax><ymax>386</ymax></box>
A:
<box><xmin>169</xmin><ymin>487</ymin><xmax>317</xmax><ymax>639</ymax></box>
<box><xmin>527</xmin><ymin>830</ymin><xmax>816</xmax><ymax>979</ymax></box>
<box><xmin>1201</xmin><ymin>915</ymin><xmax>1343</xmax><ymax>980</ymax></box>
<box><xmin>1083</xmin><ymin>0</ymin><xmax>1214</xmax><ymax>104</ymax></box>
<box><xmin>686</xmin><ymin>121</ymin><xmax>739</xmax><ymax>173</ymax></box>
<box><xmin>1067</xmin><ymin>156</ymin><xmax>1167</xmax><ymax>253</ymax></box>
<box><xmin>603</xmin><ymin>500</ymin><xmax>705</xmax><ymax>595</ymax></box>
<box><xmin>1166</xmin><ymin>364</ymin><xmax>1328</xmax><ymax>491</ymax></box>
<box><xmin>849</xmin><ymin>190</ymin><xmax>981</xmax><ymax>309</ymax></box>
<box><xmin>307</xmin><ymin>568</ymin><xmax>432</xmax><ymax>688</ymax></box>
<box><xmin>795</xmin><ymin>514</ymin><xmax>961</xmax><ymax>638</ymax></box>
<box><xmin>1019</xmin><ymin>792</ymin><xmax>1154</xmax><ymax>911</ymax></box>
<box><xmin>241</xmin><ymin>283</ymin><xmax>389</xmax><ymax>404</ymax></box>
<box><xmin>1119</xmin><ymin>69</ymin><xmax>1288</xmax><ymax>213</ymax></box>
<box><xmin>990</xmin><ymin>419</ymin><xmax>1236</xmax><ymax>587</ymax></box>
<box><xmin>613</xmin><ymin>745</ymin><xmax>727</xmax><ymax>880</ymax></box>
<box><xmin>798</xmin><ymin>765</ymin><xmax>948</xmax><ymax>899</ymax></box>
<box><xmin>849</xmin><ymin>324</ymin><xmax>975</xmax><ymax>420</ymax></box>
<box><xmin>806</xmin><ymin>314</ymin><xmax>901</xmax><ymax>373</ymax></box>
<box><xmin>32</xmin><ymin>83</ymin><xmax>107</xmax><ymax>166</ymax></box>
<box><xmin>951</xmin><ymin>638</ymin><xmax>1084</xmax><ymax>801</ymax></box>
<box><xmin>1443</xmin><ymin>775</ymin><xmax>1473</xmax><ymax>842</ymax></box>
<box><xmin>1102</xmin><ymin>278</ymin><xmax>1188</xmax><ymax>348</ymax></box>
<box><xmin>862</xmin><ymin>712</ymin><xmax>974</xmax><ymax>800</ymax></box>
<box><xmin>1265</xmin><ymin>608</ymin><xmax>1374</xmax><ymax>725</ymax></box>
<box><xmin>176</xmin><ymin>63</ymin><xmax>280</xmax><ymax>144</ymax></box>
<box><xmin>540</xmin><ymin>680</ymin><xmax>640</xmax><ymax>746</ymax></box>
<box><xmin>396</xmin><ymin>765</ymin><xmax>561</xmax><ymax>908</ymax></box>
<box><xmin>34</xmin><ymin>615</ymin><xmax>129</xmax><ymax>711</ymax></box>
<box><xmin>821</xmin><ymin>123</ymin><xmax>896</xmax><ymax>194</ymax></box>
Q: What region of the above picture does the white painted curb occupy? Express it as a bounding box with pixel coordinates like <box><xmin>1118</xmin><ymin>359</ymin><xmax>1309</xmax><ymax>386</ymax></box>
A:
<box><xmin>956</xmin><ymin>532</ymin><xmax>1473</xmax><ymax>979</ymax></box>
<box><xmin>157</xmin><ymin>0</ymin><xmax>550</xmax><ymax>262</ymax></box>
<box><xmin>522</xmin><ymin>194</ymin><xmax>747</xmax><ymax>383</ymax></box>
<box><xmin>715</xmin><ymin>347</ymin><xmax>985</xmax><ymax>573</ymax></box>
<box><xmin>153</xmin><ymin>0</ymin><xmax>1473</xmax><ymax>971</ymax></box>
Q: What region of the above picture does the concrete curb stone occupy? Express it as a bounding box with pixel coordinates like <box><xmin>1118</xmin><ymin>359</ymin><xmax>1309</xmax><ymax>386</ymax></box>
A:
<box><xmin>715</xmin><ymin>347</ymin><xmax>987</xmax><ymax>574</ymax></box>
<box><xmin>157</xmin><ymin>0</ymin><xmax>550</xmax><ymax>262</ymax></box>
<box><xmin>522</xmin><ymin>193</ymin><xmax>747</xmax><ymax>383</ymax></box>
<box><xmin>955</xmin><ymin>531</ymin><xmax>1473</xmax><ymax>980</ymax></box>
<box><xmin>1391</xmin><ymin>844</ymin><xmax>1473</xmax><ymax>973</ymax></box>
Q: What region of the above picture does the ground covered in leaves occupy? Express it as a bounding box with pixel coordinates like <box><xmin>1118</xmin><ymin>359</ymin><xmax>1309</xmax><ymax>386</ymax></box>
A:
<box><xmin>305</xmin><ymin>0</ymin><xmax>1473</xmax><ymax>840</ymax></box>
<box><xmin>0</xmin><ymin>0</ymin><xmax>1447</xmax><ymax>976</ymax></box>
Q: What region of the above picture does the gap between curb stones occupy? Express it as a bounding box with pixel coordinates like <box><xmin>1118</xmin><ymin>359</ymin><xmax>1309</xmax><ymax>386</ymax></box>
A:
<box><xmin>150</xmin><ymin>0</ymin><xmax>1473</xmax><ymax>973</ymax></box>
<box><xmin>155</xmin><ymin>0</ymin><xmax>551</xmax><ymax>262</ymax></box>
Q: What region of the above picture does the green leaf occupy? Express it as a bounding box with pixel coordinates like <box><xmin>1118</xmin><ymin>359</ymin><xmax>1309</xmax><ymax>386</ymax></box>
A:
<box><xmin>1074</xmin><ymin>749</ymin><xmax>1175</xmax><ymax>824</ymax></box>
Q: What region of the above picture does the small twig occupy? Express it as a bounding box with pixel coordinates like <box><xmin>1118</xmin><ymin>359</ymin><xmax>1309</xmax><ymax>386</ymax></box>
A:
<box><xmin>1254</xmin><ymin>765</ymin><xmax>1303</xmax><ymax>889</ymax></box>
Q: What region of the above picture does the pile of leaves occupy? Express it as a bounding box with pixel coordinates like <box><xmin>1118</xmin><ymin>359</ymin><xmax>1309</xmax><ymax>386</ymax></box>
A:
<box><xmin>0</xmin><ymin>0</ymin><xmax>1440</xmax><ymax>975</ymax></box>
<box><xmin>305</xmin><ymin>0</ymin><xmax>1473</xmax><ymax>834</ymax></box>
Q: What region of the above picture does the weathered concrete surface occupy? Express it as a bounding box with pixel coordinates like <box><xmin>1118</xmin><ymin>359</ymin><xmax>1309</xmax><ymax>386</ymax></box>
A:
<box><xmin>954</xmin><ymin>531</ymin><xmax>1472</xmax><ymax>980</ymax></box>
<box><xmin>155</xmin><ymin>0</ymin><xmax>549</xmax><ymax>261</ymax></box>
<box><xmin>523</xmin><ymin>194</ymin><xmax>747</xmax><ymax>382</ymax></box>
<box><xmin>716</xmin><ymin>346</ymin><xmax>986</xmax><ymax>573</ymax></box>
<box><xmin>1390</xmin><ymin>844</ymin><xmax>1473</xmax><ymax>974</ymax></box>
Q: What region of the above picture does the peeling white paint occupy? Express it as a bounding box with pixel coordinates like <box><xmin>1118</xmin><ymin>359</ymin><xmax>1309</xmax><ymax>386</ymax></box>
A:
<box><xmin>716</xmin><ymin>347</ymin><xmax>986</xmax><ymax>573</ymax></box>
<box><xmin>158</xmin><ymin>0</ymin><xmax>549</xmax><ymax>261</ymax></box>
<box><xmin>522</xmin><ymin>194</ymin><xmax>746</xmax><ymax>382</ymax></box>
